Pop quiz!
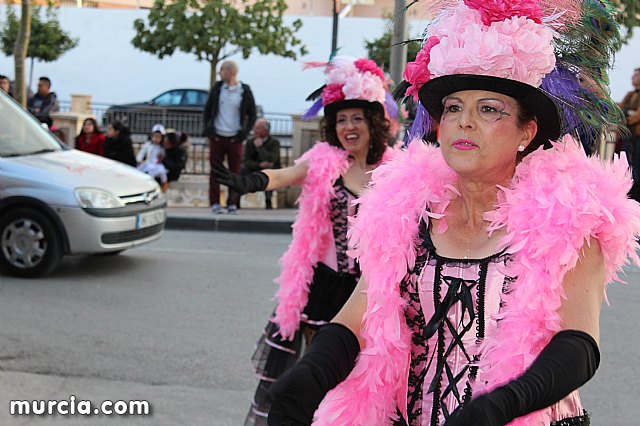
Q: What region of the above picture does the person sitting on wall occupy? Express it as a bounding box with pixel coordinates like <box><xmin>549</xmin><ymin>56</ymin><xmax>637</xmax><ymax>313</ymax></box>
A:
<box><xmin>162</xmin><ymin>130</ymin><xmax>189</xmax><ymax>182</ymax></box>
<box><xmin>241</xmin><ymin>118</ymin><xmax>281</xmax><ymax>209</ymax></box>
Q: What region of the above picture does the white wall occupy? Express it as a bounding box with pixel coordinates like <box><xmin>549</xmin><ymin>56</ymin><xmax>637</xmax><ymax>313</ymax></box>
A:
<box><xmin>0</xmin><ymin>7</ymin><xmax>387</xmax><ymax>113</ymax></box>
<box><xmin>0</xmin><ymin>6</ymin><xmax>638</xmax><ymax>113</ymax></box>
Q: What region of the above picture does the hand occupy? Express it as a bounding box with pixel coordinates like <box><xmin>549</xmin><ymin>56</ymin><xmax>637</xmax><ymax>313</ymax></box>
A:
<box><xmin>254</xmin><ymin>137</ymin><xmax>264</xmax><ymax>148</ymax></box>
<box><xmin>268</xmin><ymin>364</ymin><xmax>324</xmax><ymax>425</ymax></box>
<box><xmin>260</xmin><ymin>161</ymin><xmax>274</xmax><ymax>169</ymax></box>
<box><xmin>443</xmin><ymin>394</ymin><xmax>508</xmax><ymax>426</ymax></box>
<box><xmin>212</xmin><ymin>162</ymin><xmax>269</xmax><ymax>195</ymax></box>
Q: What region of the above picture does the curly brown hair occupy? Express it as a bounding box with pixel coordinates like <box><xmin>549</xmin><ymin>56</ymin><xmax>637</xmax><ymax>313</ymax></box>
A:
<box><xmin>320</xmin><ymin>107</ymin><xmax>390</xmax><ymax>165</ymax></box>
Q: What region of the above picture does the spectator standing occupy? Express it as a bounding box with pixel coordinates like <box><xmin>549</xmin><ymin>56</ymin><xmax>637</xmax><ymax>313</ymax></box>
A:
<box><xmin>619</xmin><ymin>67</ymin><xmax>640</xmax><ymax>179</ymax></box>
<box><xmin>242</xmin><ymin>119</ymin><xmax>281</xmax><ymax>209</ymax></box>
<box><xmin>203</xmin><ymin>60</ymin><xmax>257</xmax><ymax>214</ymax></box>
<box><xmin>0</xmin><ymin>75</ymin><xmax>12</xmax><ymax>97</ymax></box>
<box><xmin>75</xmin><ymin>118</ymin><xmax>105</xmax><ymax>156</ymax></box>
<box><xmin>162</xmin><ymin>131</ymin><xmax>188</xmax><ymax>182</ymax></box>
<box><xmin>27</xmin><ymin>77</ymin><xmax>58</xmax><ymax>127</ymax></box>
<box><xmin>104</xmin><ymin>122</ymin><xmax>136</xmax><ymax>167</ymax></box>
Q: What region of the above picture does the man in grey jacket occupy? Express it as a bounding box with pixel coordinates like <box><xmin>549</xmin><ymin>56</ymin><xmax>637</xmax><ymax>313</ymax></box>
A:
<box><xmin>203</xmin><ymin>61</ymin><xmax>257</xmax><ymax>214</ymax></box>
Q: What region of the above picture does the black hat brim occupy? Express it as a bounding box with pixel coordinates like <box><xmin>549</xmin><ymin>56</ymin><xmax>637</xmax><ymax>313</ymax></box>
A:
<box><xmin>324</xmin><ymin>99</ymin><xmax>385</xmax><ymax>119</ymax></box>
<box><xmin>418</xmin><ymin>74</ymin><xmax>561</xmax><ymax>150</ymax></box>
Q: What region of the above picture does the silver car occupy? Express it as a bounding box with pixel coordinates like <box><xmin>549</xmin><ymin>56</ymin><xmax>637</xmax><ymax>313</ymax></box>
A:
<box><xmin>0</xmin><ymin>91</ymin><xmax>166</xmax><ymax>277</ymax></box>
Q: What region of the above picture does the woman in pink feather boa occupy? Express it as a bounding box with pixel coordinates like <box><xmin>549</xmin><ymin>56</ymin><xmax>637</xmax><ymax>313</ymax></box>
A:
<box><xmin>215</xmin><ymin>56</ymin><xmax>397</xmax><ymax>426</ymax></box>
<box><xmin>267</xmin><ymin>1</ymin><xmax>640</xmax><ymax>426</ymax></box>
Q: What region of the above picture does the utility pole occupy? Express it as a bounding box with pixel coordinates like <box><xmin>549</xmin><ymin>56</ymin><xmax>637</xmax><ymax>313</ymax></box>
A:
<box><xmin>389</xmin><ymin>0</ymin><xmax>407</xmax><ymax>85</ymax></box>
<box><xmin>331</xmin><ymin>0</ymin><xmax>339</xmax><ymax>54</ymax></box>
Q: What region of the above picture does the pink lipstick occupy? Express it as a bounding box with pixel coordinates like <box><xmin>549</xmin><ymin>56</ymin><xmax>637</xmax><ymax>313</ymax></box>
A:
<box><xmin>452</xmin><ymin>139</ymin><xmax>478</xmax><ymax>150</ymax></box>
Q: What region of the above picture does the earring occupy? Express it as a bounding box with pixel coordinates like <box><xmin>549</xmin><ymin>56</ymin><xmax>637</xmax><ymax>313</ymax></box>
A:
<box><xmin>518</xmin><ymin>145</ymin><xmax>525</xmax><ymax>152</ymax></box>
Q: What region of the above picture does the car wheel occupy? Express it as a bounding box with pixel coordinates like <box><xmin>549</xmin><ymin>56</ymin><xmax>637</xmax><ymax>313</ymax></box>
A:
<box><xmin>0</xmin><ymin>208</ymin><xmax>63</xmax><ymax>277</ymax></box>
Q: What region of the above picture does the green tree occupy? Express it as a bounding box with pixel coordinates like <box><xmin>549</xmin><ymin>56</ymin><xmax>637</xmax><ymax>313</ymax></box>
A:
<box><xmin>1</xmin><ymin>5</ymin><xmax>78</xmax><ymax>91</ymax></box>
<box><xmin>614</xmin><ymin>0</ymin><xmax>640</xmax><ymax>39</ymax></box>
<box><xmin>8</xmin><ymin>0</ymin><xmax>30</xmax><ymax>106</ymax></box>
<box><xmin>365</xmin><ymin>18</ymin><xmax>420</xmax><ymax>75</ymax></box>
<box><xmin>132</xmin><ymin>0</ymin><xmax>308</xmax><ymax>88</ymax></box>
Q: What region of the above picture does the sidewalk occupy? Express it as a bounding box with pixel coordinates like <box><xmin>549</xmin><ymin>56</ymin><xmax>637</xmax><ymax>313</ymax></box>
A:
<box><xmin>165</xmin><ymin>207</ymin><xmax>296</xmax><ymax>234</ymax></box>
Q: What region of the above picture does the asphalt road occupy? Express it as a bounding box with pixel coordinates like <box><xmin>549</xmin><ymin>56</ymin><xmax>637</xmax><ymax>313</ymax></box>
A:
<box><xmin>0</xmin><ymin>230</ymin><xmax>638</xmax><ymax>425</ymax></box>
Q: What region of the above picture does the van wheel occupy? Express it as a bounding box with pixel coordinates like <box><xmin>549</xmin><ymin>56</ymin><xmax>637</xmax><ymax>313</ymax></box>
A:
<box><xmin>0</xmin><ymin>208</ymin><xmax>63</xmax><ymax>277</ymax></box>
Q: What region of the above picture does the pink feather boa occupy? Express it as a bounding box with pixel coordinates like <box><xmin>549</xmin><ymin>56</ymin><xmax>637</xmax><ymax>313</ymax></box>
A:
<box><xmin>273</xmin><ymin>142</ymin><xmax>351</xmax><ymax>340</ymax></box>
<box><xmin>272</xmin><ymin>143</ymin><xmax>396</xmax><ymax>340</ymax></box>
<box><xmin>313</xmin><ymin>137</ymin><xmax>640</xmax><ymax>425</ymax></box>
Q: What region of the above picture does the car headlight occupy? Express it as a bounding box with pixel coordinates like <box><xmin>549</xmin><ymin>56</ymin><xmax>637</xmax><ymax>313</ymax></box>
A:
<box><xmin>74</xmin><ymin>188</ymin><xmax>125</xmax><ymax>209</ymax></box>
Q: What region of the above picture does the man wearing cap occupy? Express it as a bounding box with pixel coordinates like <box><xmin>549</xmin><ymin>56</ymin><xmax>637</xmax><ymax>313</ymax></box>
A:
<box><xmin>203</xmin><ymin>60</ymin><xmax>257</xmax><ymax>214</ymax></box>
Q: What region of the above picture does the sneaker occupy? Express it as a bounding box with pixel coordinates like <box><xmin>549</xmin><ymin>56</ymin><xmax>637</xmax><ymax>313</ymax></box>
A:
<box><xmin>227</xmin><ymin>205</ymin><xmax>238</xmax><ymax>215</ymax></box>
<box><xmin>211</xmin><ymin>204</ymin><xmax>224</xmax><ymax>215</ymax></box>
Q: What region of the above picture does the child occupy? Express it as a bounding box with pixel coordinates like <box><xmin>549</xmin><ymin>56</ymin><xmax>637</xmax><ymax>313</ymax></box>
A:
<box><xmin>137</xmin><ymin>123</ymin><xmax>169</xmax><ymax>191</ymax></box>
<box><xmin>162</xmin><ymin>130</ymin><xmax>188</xmax><ymax>182</ymax></box>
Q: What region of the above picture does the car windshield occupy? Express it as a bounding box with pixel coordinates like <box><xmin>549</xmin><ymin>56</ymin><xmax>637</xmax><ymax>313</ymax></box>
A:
<box><xmin>0</xmin><ymin>92</ymin><xmax>63</xmax><ymax>157</ymax></box>
<box><xmin>153</xmin><ymin>90</ymin><xmax>183</xmax><ymax>106</ymax></box>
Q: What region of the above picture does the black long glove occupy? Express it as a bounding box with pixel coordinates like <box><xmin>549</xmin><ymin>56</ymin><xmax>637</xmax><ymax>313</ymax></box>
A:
<box><xmin>444</xmin><ymin>330</ymin><xmax>600</xmax><ymax>426</ymax></box>
<box><xmin>268</xmin><ymin>323</ymin><xmax>360</xmax><ymax>426</ymax></box>
<box><xmin>212</xmin><ymin>162</ymin><xmax>269</xmax><ymax>195</ymax></box>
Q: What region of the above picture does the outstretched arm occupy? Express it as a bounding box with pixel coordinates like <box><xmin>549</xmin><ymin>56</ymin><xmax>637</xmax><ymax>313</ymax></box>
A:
<box><xmin>262</xmin><ymin>161</ymin><xmax>309</xmax><ymax>191</ymax></box>
<box><xmin>214</xmin><ymin>161</ymin><xmax>309</xmax><ymax>195</ymax></box>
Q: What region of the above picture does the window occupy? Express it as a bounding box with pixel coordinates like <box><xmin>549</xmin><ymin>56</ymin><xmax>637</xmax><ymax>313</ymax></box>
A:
<box><xmin>182</xmin><ymin>90</ymin><xmax>208</xmax><ymax>107</ymax></box>
<box><xmin>153</xmin><ymin>91</ymin><xmax>183</xmax><ymax>106</ymax></box>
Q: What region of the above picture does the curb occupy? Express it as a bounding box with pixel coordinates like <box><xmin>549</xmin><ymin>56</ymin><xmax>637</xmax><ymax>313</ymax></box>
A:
<box><xmin>165</xmin><ymin>216</ymin><xmax>294</xmax><ymax>234</ymax></box>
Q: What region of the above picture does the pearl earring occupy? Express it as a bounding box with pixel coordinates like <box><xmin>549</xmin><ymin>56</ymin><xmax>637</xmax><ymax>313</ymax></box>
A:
<box><xmin>518</xmin><ymin>145</ymin><xmax>525</xmax><ymax>152</ymax></box>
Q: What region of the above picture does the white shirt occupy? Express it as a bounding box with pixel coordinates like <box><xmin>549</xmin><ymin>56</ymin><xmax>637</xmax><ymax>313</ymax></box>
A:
<box><xmin>214</xmin><ymin>82</ymin><xmax>243</xmax><ymax>137</ymax></box>
<box><xmin>136</xmin><ymin>141</ymin><xmax>164</xmax><ymax>164</ymax></box>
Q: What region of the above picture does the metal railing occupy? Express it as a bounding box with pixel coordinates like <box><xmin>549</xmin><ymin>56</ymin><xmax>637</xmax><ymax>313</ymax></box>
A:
<box><xmin>57</xmin><ymin>100</ymin><xmax>110</xmax><ymax>125</ymax></box>
<box><xmin>130</xmin><ymin>139</ymin><xmax>293</xmax><ymax>175</ymax></box>
<box><xmin>59</xmin><ymin>101</ymin><xmax>295</xmax><ymax>175</ymax></box>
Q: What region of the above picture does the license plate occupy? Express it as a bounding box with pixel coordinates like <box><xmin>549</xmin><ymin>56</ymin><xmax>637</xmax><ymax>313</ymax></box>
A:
<box><xmin>136</xmin><ymin>209</ymin><xmax>165</xmax><ymax>229</ymax></box>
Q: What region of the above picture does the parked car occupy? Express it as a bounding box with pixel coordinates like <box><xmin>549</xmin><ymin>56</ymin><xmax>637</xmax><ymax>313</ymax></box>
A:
<box><xmin>103</xmin><ymin>88</ymin><xmax>263</xmax><ymax>136</ymax></box>
<box><xmin>103</xmin><ymin>88</ymin><xmax>208</xmax><ymax>135</ymax></box>
<box><xmin>0</xmin><ymin>91</ymin><xmax>166</xmax><ymax>277</ymax></box>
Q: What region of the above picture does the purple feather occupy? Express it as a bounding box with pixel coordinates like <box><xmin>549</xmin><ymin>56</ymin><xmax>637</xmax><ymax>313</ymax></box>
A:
<box><xmin>302</xmin><ymin>98</ymin><xmax>324</xmax><ymax>121</ymax></box>
<box><xmin>407</xmin><ymin>102</ymin><xmax>434</xmax><ymax>145</ymax></box>
<box><xmin>385</xmin><ymin>92</ymin><xmax>399</xmax><ymax>120</ymax></box>
<box><xmin>540</xmin><ymin>67</ymin><xmax>583</xmax><ymax>133</ymax></box>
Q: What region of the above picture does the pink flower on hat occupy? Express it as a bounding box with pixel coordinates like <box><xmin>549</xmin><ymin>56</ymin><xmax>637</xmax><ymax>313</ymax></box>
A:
<box><xmin>354</xmin><ymin>58</ymin><xmax>386</xmax><ymax>81</ymax></box>
<box><xmin>326</xmin><ymin>59</ymin><xmax>358</xmax><ymax>86</ymax></box>
<box><xmin>322</xmin><ymin>84</ymin><xmax>346</xmax><ymax>105</ymax></box>
<box><xmin>464</xmin><ymin>0</ymin><xmax>543</xmax><ymax>25</ymax></box>
<box><xmin>494</xmin><ymin>16</ymin><xmax>555</xmax><ymax>86</ymax></box>
<box><xmin>343</xmin><ymin>72</ymin><xmax>385</xmax><ymax>103</ymax></box>
<box><xmin>319</xmin><ymin>56</ymin><xmax>386</xmax><ymax>106</ymax></box>
<box><xmin>404</xmin><ymin>36</ymin><xmax>440</xmax><ymax>100</ymax></box>
<box><xmin>422</xmin><ymin>3</ymin><xmax>554</xmax><ymax>88</ymax></box>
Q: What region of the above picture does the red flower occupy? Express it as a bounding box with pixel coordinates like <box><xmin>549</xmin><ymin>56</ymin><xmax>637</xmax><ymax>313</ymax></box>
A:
<box><xmin>403</xmin><ymin>37</ymin><xmax>440</xmax><ymax>100</ymax></box>
<box><xmin>322</xmin><ymin>84</ymin><xmax>346</xmax><ymax>106</ymax></box>
<box><xmin>463</xmin><ymin>0</ymin><xmax>542</xmax><ymax>24</ymax></box>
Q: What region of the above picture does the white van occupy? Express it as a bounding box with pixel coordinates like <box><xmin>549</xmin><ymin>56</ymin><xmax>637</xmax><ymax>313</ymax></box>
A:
<box><xmin>0</xmin><ymin>91</ymin><xmax>166</xmax><ymax>277</ymax></box>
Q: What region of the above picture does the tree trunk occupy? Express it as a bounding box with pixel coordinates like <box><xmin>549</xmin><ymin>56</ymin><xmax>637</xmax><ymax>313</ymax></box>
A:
<box><xmin>209</xmin><ymin>58</ymin><xmax>218</xmax><ymax>88</ymax></box>
<box><xmin>13</xmin><ymin>0</ymin><xmax>31</xmax><ymax>107</ymax></box>
<box><xmin>28</xmin><ymin>56</ymin><xmax>35</xmax><ymax>93</ymax></box>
